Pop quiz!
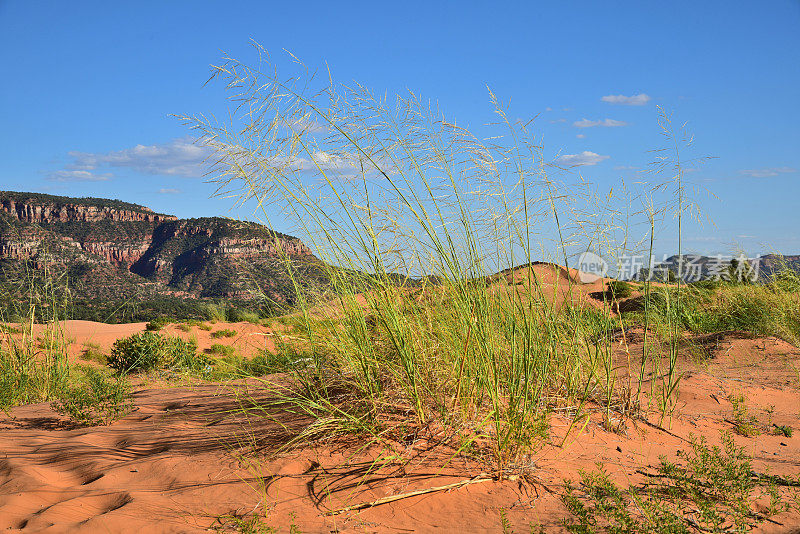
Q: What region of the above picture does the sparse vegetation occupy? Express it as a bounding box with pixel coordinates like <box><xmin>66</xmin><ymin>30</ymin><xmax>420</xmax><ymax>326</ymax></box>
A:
<box><xmin>51</xmin><ymin>365</ymin><xmax>133</xmax><ymax>425</ymax></box>
<box><xmin>80</xmin><ymin>342</ymin><xmax>107</xmax><ymax>364</ymax></box>
<box><xmin>211</xmin><ymin>328</ymin><xmax>237</xmax><ymax>339</ymax></box>
<box><xmin>562</xmin><ymin>432</ymin><xmax>795</xmax><ymax>532</ymax></box>
<box><xmin>608</xmin><ymin>280</ymin><xmax>633</xmax><ymax>300</ymax></box>
<box><xmin>728</xmin><ymin>394</ymin><xmax>762</xmax><ymax>437</ymax></box>
<box><xmin>205</xmin><ymin>343</ymin><xmax>236</xmax><ymax>357</ymax></box>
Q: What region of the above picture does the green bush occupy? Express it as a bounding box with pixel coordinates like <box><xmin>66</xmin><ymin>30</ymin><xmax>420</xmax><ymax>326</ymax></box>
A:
<box><xmin>205</xmin><ymin>343</ymin><xmax>236</xmax><ymax>357</ymax></box>
<box><xmin>211</xmin><ymin>328</ymin><xmax>237</xmax><ymax>339</ymax></box>
<box><xmin>108</xmin><ymin>331</ymin><xmax>201</xmax><ymax>373</ymax></box>
<box><xmin>608</xmin><ymin>280</ymin><xmax>632</xmax><ymax>299</ymax></box>
<box><xmin>51</xmin><ymin>366</ymin><xmax>133</xmax><ymax>425</ymax></box>
<box><xmin>79</xmin><ymin>343</ymin><xmax>107</xmax><ymax>364</ymax></box>
<box><xmin>145</xmin><ymin>316</ymin><xmax>173</xmax><ymax>331</ymax></box>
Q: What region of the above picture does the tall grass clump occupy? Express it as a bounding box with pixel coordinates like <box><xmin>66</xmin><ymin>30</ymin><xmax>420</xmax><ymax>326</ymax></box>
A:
<box><xmin>179</xmin><ymin>45</ymin><xmax>705</xmax><ymax>470</ymax></box>
<box><xmin>0</xmin><ymin>260</ymin><xmax>71</xmax><ymax>409</ymax></box>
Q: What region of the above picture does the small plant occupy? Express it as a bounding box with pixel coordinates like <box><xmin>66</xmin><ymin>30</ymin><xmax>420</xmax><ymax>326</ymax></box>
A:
<box><xmin>498</xmin><ymin>508</ymin><xmax>513</xmax><ymax>534</ymax></box>
<box><xmin>728</xmin><ymin>394</ymin><xmax>762</xmax><ymax>437</ymax></box>
<box><xmin>773</xmin><ymin>424</ymin><xmax>793</xmax><ymax>438</ymax></box>
<box><xmin>51</xmin><ymin>365</ymin><xmax>133</xmax><ymax>425</ymax></box>
<box><xmin>80</xmin><ymin>342</ymin><xmax>107</xmax><ymax>364</ymax></box>
<box><xmin>175</xmin><ymin>323</ymin><xmax>191</xmax><ymax>332</ymax></box>
<box><xmin>211</xmin><ymin>328</ymin><xmax>237</xmax><ymax>339</ymax></box>
<box><xmin>205</xmin><ymin>343</ymin><xmax>236</xmax><ymax>357</ymax></box>
<box><xmin>212</xmin><ymin>511</ymin><xmax>301</xmax><ymax>533</ymax></box>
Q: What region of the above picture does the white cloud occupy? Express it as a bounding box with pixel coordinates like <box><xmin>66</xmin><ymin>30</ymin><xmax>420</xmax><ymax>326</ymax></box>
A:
<box><xmin>601</xmin><ymin>93</ymin><xmax>651</xmax><ymax>106</ymax></box>
<box><xmin>158</xmin><ymin>188</ymin><xmax>182</xmax><ymax>194</ymax></box>
<box><xmin>573</xmin><ymin>118</ymin><xmax>628</xmax><ymax>128</ymax></box>
<box><xmin>556</xmin><ymin>151</ymin><xmax>610</xmax><ymax>166</ymax></box>
<box><xmin>614</xmin><ymin>165</ymin><xmax>638</xmax><ymax>171</ymax></box>
<box><xmin>576</xmin><ymin>133</ymin><xmax>586</xmax><ymax>139</ymax></box>
<box><xmin>549</xmin><ymin>118</ymin><xmax>567</xmax><ymax>124</ymax></box>
<box><xmin>291</xmin><ymin>117</ymin><xmax>327</xmax><ymax>133</ymax></box>
<box><xmin>55</xmin><ymin>137</ymin><xmax>396</xmax><ymax>183</ymax></box>
<box><xmin>47</xmin><ymin>170</ymin><xmax>112</xmax><ymax>182</ymax></box>
<box><xmin>739</xmin><ymin>167</ymin><xmax>796</xmax><ymax>178</ymax></box>
<box><xmin>65</xmin><ymin>137</ymin><xmax>211</xmax><ymax>178</ymax></box>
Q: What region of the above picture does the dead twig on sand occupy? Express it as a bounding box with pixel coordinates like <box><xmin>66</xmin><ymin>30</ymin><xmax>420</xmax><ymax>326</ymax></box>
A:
<box><xmin>325</xmin><ymin>475</ymin><xmax>493</xmax><ymax>515</ymax></box>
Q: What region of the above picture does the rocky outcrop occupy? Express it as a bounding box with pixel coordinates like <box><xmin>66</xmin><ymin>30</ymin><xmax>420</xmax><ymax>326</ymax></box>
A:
<box><xmin>0</xmin><ymin>198</ymin><xmax>176</xmax><ymax>224</ymax></box>
<box><xmin>0</xmin><ymin>191</ymin><xmax>327</xmax><ymax>303</ymax></box>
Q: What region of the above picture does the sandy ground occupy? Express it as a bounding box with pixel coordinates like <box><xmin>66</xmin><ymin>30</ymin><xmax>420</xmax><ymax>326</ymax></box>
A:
<box><xmin>21</xmin><ymin>319</ymin><xmax>277</xmax><ymax>365</ymax></box>
<box><xmin>1</xmin><ymin>312</ymin><xmax>800</xmax><ymax>531</ymax></box>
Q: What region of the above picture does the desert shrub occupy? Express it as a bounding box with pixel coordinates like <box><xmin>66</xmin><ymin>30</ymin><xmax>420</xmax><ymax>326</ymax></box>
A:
<box><xmin>164</xmin><ymin>335</ymin><xmax>206</xmax><ymax>371</ymax></box>
<box><xmin>728</xmin><ymin>394</ymin><xmax>761</xmax><ymax>437</ymax></box>
<box><xmin>51</xmin><ymin>366</ymin><xmax>133</xmax><ymax>425</ymax></box>
<box><xmin>108</xmin><ymin>331</ymin><xmax>202</xmax><ymax>373</ymax></box>
<box><xmin>145</xmin><ymin>316</ymin><xmax>173</xmax><ymax>331</ymax></box>
<box><xmin>199</xmin><ymin>302</ymin><xmax>228</xmax><ymax>322</ymax></box>
<box><xmin>770</xmin><ymin>269</ymin><xmax>800</xmax><ymax>292</ymax></box>
<box><xmin>175</xmin><ymin>323</ymin><xmax>191</xmax><ymax>332</ymax></box>
<box><xmin>562</xmin><ymin>432</ymin><xmax>791</xmax><ymax>532</ymax></box>
<box><xmin>227</xmin><ymin>308</ymin><xmax>261</xmax><ymax>324</ymax></box>
<box><xmin>205</xmin><ymin>343</ymin><xmax>236</xmax><ymax>357</ymax></box>
<box><xmin>608</xmin><ymin>280</ymin><xmax>632</xmax><ymax>299</ymax></box>
<box><xmin>211</xmin><ymin>328</ymin><xmax>237</xmax><ymax>339</ymax></box>
<box><xmin>80</xmin><ymin>343</ymin><xmax>107</xmax><ymax>364</ymax></box>
<box><xmin>773</xmin><ymin>425</ymin><xmax>793</xmax><ymax>438</ymax></box>
<box><xmin>621</xmin><ymin>283</ymin><xmax>800</xmax><ymax>345</ymax></box>
<box><xmin>108</xmin><ymin>332</ymin><xmax>163</xmax><ymax>372</ymax></box>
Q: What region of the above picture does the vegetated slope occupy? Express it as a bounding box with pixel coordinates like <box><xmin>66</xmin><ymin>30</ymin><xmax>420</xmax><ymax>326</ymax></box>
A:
<box><xmin>0</xmin><ymin>191</ymin><xmax>332</xmax><ymax>321</ymax></box>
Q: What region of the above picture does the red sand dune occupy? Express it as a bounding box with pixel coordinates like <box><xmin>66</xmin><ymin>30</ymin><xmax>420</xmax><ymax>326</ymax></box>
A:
<box><xmin>1</xmin><ymin>321</ymin><xmax>799</xmax><ymax>532</ymax></box>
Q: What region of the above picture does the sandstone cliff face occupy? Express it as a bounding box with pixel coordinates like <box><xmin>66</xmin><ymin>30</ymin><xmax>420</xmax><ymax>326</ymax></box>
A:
<box><xmin>0</xmin><ymin>192</ymin><xmax>325</xmax><ymax>302</ymax></box>
<box><xmin>0</xmin><ymin>198</ymin><xmax>176</xmax><ymax>224</ymax></box>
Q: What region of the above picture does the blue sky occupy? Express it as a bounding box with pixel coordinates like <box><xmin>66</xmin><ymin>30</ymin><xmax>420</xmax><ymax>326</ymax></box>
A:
<box><xmin>1</xmin><ymin>0</ymin><xmax>798</xmax><ymax>257</ymax></box>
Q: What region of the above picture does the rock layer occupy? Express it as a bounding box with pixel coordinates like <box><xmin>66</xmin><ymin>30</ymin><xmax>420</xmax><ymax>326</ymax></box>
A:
<box><xmin>0</xmin><ymin>191</ymin><xmax>325</xmax><ymax>304</ymax></box>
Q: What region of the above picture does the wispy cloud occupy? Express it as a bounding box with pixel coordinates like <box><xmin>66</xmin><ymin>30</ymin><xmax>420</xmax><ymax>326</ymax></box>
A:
<box><xmin>158</xmin><ymin>188</ymin><xmax>182</xmax><ymax>194</ymax></box>
<box><xmin>573</xmin><ymin>118</ymin><xmax>628</xmax><ymax>128</ymax></box>
<box><xmin>291</xmin><ymin>117</ymin><xmax>327</xmax><ymax>133</ymax></box>
<box><xmin>549</xmin><ymin>118</ymin><xmax>567</xmax><ymax>124</ymax></box>
<box><xmin>54</xmin><ymin>136</ymin><xmax>398</xmax><ymax>183</ymax></box>
<box><xmin>47</xmin><ymin>170</ymin><xmax>112</xmax><ymax>182</ymax></box>
<box><xmin>613</xmin><ymin>165</ymin><xmax>638</xmax><ymax>171</ymax></box>
<box><xmin>64</xmin><ymin>137</ymin><xmax>211</xmax><ymax>178</ymax></box>
<box><xmin>601</xmin><ymin>93</ymin><xmax>651</xmax><ymax>106</ymax></box>
<box><xmin>555</xmin><ymin>151</ymin><xmax>610</xmax><ymax>166</ymax></box>
<box><xmin>576</xmin><ymin>133</ymin><xmax>586</xmax><ymax>139</ymax></box>
<box><xmin>739</xmin><ymin>167</ymin><xmax>796</xmax><ymax>178</ymax></box>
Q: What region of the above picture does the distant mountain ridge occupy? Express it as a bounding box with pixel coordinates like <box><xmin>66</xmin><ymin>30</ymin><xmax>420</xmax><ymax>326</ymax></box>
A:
<box><xmin>629</xmin><ymin>253</ymin><xmax>800</xmax><ymax>282</ymax></box>
<box><xmin>0</xmin><ymin>191</ymin><xmax>330</xmax><ymax>321</ymax></box>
